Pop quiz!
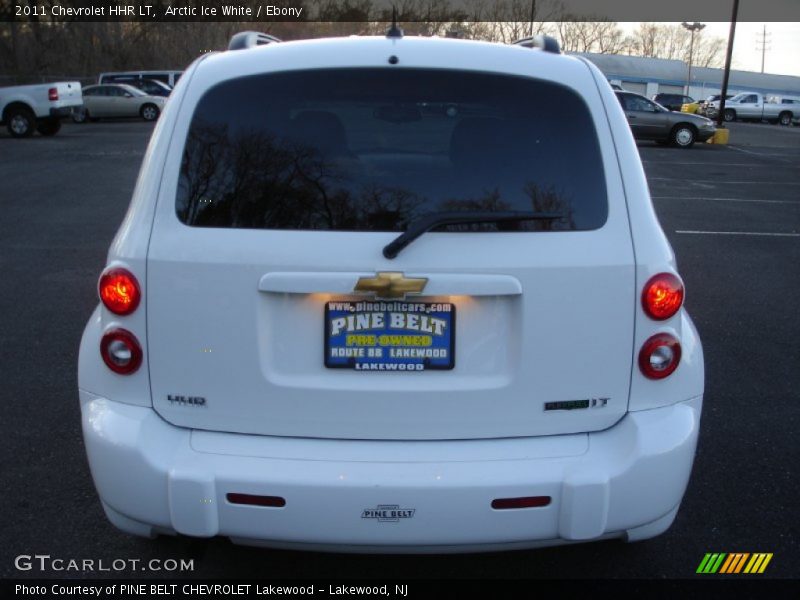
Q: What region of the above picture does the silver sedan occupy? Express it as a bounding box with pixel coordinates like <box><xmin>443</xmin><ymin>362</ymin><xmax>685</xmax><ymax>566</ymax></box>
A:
<box><xmin>615</xmin><ymin>91</ymin><xmax>716</xmax><ymax>148</ymax></box>
<box><xmin>73</xmin><ymin>84</ymin><xmax>166</xmax><ymax>123</ymax></box>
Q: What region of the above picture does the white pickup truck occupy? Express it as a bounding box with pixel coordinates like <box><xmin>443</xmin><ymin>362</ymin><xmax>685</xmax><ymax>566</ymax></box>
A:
<box><xmin>0</xmin><ymin>82</ymin><xmax>83</xmax><ymax>137</ymax></box>
<box><xmin>706</xmin><ymin>92</ymin><xmax>798</xmax><ymax>126</ymax></box>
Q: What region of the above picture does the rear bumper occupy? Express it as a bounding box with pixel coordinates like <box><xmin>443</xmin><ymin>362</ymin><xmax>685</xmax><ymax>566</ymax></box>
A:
<box><xmin>80</xmin><ymin>391</ymin><xmax>702</xmax><ymax>552</ymax></box>
<box><xmin>48</xmin><ymin>106</ymin><xmax>80</xmax><ymax>119</ymax></box>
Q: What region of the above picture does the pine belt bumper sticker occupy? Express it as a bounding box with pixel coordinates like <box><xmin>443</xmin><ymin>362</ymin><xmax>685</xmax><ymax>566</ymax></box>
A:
<box><xmin>325</xmin><ymin>301</ymin><xmax>455</xmax><ymax>371</ymax></box>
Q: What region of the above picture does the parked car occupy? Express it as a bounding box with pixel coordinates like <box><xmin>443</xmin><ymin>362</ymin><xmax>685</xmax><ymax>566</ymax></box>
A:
<box><xmin>652</xmin><ymin>93</ymin><xmax>695</xmax><ymax>112</ymax></box>
<box><xmin>771</xmin><ymin>96</ymin><xmax>800</xmax><ymax>126</ymax></box>
<box><xmin>112</xmin><ymin>78</ymin><xmax>173</xmax><ymax>97</ymax></box>
<box><xmin>705</xmin><ymin>92</ymin><xmax>797</xmax><ymax>125</ymax></box>
<box><xmin>0</xmin><ymin>81</ymin><xmax>82</xmax><ymax>137</ymax></box>
<box><xmin>98</xmin><ymin>70</ymin><xmax>183</xmax><ymax>88</ymax></box>
<box><xmin>616</xmin><ymin>91</ymin><xmax>716</xmax><ymax>147</ymax></box>
<box><xmin>680</xmin><ymin>100</ymin><xmax>701</xmax><ymax>114</ymax></box>
<box><xmin>79</xmin><ymin>31</ymin><xmax>704</xmax><ymax>552</ymax></box>
<box><xmin>697</xmin><ymin>94</ymin><xmax>732</xmax><ymax>116</ymax></box>
<box><xmin>73</xmin><ymin>84</ymin><xmax>166</xmax><ymax>123</ymax></box>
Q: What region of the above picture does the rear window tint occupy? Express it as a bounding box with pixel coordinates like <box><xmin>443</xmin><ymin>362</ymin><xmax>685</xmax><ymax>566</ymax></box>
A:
<box><xmin>176</xmin><ymin>68</ymin><xmax>608</xmax><ymax>232</ymax></box>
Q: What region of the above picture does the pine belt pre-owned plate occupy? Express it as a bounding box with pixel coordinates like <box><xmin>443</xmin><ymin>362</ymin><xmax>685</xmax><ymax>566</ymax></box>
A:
<box><xmin>325</xmin><ymin>300</ymin><xmax>455</xmax><ymax>371</ymax></box>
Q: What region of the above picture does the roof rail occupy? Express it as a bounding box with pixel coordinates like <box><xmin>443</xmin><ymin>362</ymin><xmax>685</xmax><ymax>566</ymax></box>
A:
<box><xmin>228</xmin><ymin>31</ymin><xmax>282</xmax><ymax>51</ymax></box>
<box><xmin>512</xmin><ymin>35</ymin><xmax>561</xmax><ymax>54</ymax></box>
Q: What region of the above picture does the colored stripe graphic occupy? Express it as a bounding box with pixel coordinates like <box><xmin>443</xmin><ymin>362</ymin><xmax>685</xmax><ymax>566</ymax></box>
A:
<box><xmin>733</xmin><ymin>553</ymin><xmax>750</xmax><ymax>573</ymax></box>
<box><xmin>697</xmin><ymin>553</ymin><xmax>727</xmax><ymax>573</ymax></box>
<box><xmin>697</xmin><ymin>553</ymin><xmax>773</xmax><ymax>574</ymax></box>
<box><xmin>719</xmin><ymin>554</ymin><xmax>736</xmax><ymax>573</ymax></box>
<box><xmin>696</xmin><ymin>553</ymin><xmax>714</xmax><ymax>573</ymax></box>
<box><xmin>744</xmin><ymin>553</ymin><xmax>774</xmax><ymax>574</ymax></box>
<box><xmin>720</xmin><ymin>553</ymin><xmax>749</xmax><ymax>573</ymax></box>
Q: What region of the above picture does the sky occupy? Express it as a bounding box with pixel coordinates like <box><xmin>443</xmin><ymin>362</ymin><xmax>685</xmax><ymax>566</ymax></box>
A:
<box><xmin>619</xmin><ymin>22</ymin><xmax>800</xmax><ymax>78</ymax></box>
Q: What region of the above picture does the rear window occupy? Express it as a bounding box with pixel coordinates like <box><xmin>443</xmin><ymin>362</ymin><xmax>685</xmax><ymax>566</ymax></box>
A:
<box><xmin>176</xmin><ymin>68</ymin><xmax>608</xmax><ymax>232</ymax></box>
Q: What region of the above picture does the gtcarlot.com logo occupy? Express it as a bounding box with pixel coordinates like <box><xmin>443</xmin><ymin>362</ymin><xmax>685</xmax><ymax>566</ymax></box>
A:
<box><xmin>14</xmin><ymin>554</ymin><xmax>194</xmax><ymax>573</ymax></box>
<box><xmin>696</xmin><ymin>552</ymin><xmax>773</xmax><ymax>574</ymax></box>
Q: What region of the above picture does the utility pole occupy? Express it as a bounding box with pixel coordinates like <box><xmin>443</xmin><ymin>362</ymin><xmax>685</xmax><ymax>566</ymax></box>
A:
<box><xmin>717</xmin><ymin>0</ymin><xmax>740</xmax><ymax>129</ymax></box>
<box><xmin>529</xmin><ymin>0</ymin><xmax>536</xmax><ymax>37</ymax></box>
<box><xmin>756</xmin><ymin>25</ymin><xmax>771</xmax><ymax>73</ymax></box>
<box><xmin>682</xmin><ymin>22</ymin><xmax>706</xmax><ymax>97</ymax></box>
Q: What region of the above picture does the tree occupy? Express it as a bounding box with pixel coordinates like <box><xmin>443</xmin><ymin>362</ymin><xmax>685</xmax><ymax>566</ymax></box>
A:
<box><xmin>627</xmin><ymin>23</ymin><xmax>725</xmax><ymax>67</ymax></box>
<box><xmin>553</xmin><ymin>19</ymin><xmax>628</xmax><ymax>54</ymax></box>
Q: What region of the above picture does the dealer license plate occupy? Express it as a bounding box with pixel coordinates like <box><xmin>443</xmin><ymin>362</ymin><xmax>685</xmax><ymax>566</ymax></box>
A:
<box><xmin>325</xmin><ymin>301</ymin><xmax>455</xmax><ymax>371</ymax></box>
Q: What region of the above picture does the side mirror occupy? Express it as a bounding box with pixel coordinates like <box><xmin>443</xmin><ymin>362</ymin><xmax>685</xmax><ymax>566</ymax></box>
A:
<box><xmin>124</xmin><ymin>93</ymin><xmax>133</xmax><ymax>98</ymax></box>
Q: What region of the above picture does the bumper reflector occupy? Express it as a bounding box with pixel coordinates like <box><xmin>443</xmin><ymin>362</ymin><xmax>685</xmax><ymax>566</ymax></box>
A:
<box><xmin>226</xmin><ymin>493</ymin><xmax>286</xmax><ymax>508</ymax></box>
<box><xmin>491</xmin><ymin>496</ymin><xmax>551</xmax><ymax>509</ymax></box>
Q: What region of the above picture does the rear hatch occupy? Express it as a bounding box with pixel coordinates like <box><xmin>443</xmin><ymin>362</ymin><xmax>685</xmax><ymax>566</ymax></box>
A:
<box><xmin>146</xmin><ymin>65</ymin><xmax>635</xmax><ymax>440</ymax></box>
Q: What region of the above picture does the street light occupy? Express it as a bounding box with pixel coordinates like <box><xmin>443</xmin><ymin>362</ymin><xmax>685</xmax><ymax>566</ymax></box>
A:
<box><xmin>682</xmin><ymin>22</ymin><xmax>706</xmax><ymax>97</ymax></box>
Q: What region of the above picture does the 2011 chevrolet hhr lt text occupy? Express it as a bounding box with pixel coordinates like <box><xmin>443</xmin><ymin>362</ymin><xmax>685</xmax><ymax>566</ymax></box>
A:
<box><xmin>79</xmin><ymin>30</ymin><xmax>704</xmax><ymax>552</ymax></box>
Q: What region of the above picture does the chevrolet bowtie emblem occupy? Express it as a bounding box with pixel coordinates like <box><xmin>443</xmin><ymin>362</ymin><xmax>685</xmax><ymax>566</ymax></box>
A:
<box><xmin>354</xmin><ymin>272</ymin><xmax>428</xmax><ymax>299</ymax></box>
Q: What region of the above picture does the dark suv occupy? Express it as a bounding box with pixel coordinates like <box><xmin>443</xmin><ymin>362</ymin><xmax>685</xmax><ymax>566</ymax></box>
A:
<box><xmin>652</xmin><ymin>93</ymin><xmax>695</xmax><ymax>112</ymax></box>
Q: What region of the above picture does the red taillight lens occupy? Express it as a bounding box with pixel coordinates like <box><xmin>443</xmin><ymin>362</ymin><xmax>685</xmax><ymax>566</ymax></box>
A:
<box><xmin>100</xmin><ymin>328</ymin><xmax>142</xmax><ymax>375</ymax></box>
<box><xmin>99</xmin><ymin>268</ymin><xmax>140</xmax><ymax>315</ymax></box>
<box><xmin>639</xmin><ymin>333</ymin><xmax>681</xmax><ymax>379</ymax></box>
<box><xmin>48</xmin><ymin>87</ymin><xmax>58</xmax><ymax>101</ymax></box>
<box><xmin>642</xmin><ymin>273</ymin><xmax>684</xmax><ymax>320</ymax></box>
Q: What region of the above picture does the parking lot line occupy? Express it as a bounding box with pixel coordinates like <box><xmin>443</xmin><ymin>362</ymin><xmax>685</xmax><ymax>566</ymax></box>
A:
<box><xmin>726</xmin><ymin>146</ymin><xmax>795</xmax><ymax>162</ymax></box>
<box><xmin>653</xmin><ymin>196</ymin><xmax>798</xmax><ymax>205</ymax></box>
<box><xmin>675</xmin><ymin>230</ymin><xmax>800</xmax><ymax>237</ymax></box>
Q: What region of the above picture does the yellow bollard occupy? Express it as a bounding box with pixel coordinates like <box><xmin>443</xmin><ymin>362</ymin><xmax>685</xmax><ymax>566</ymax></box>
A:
<box><xmin>707</xmin><ymin>128</ymin><xmax>730</xmax><ymax>144</ymax></box>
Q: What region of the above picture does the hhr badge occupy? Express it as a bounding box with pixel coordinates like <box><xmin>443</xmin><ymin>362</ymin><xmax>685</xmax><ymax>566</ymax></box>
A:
<box><xmin>167</xmin><ymin>394</ymin><xmax>206</xmax><ymax>407</ymax></box>
<box><xmin>354</xmin><ymin>272</ymin><xmax>427</xmax><ymax>300</ymax></box>
<box><xmin>362</xmin><ymin>505</ymin><xmax>416</xmax><ymax>522</ymax></box>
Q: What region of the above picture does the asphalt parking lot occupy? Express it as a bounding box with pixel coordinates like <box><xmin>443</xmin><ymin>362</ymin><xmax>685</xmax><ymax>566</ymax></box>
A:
<box><xmin>1</xmin><ymin>120</ymin><xmax>798</xmax><ymax>580</ymax></box>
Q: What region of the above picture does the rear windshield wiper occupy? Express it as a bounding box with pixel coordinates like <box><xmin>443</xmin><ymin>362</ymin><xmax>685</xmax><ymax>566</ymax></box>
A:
<box><xmin>383</xmin><ymin>210</ymin><xmax>565</xmax><ymax>259</ymax></box>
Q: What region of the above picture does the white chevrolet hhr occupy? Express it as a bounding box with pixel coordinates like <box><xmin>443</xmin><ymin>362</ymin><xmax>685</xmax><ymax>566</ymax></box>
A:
<box><xmin>79</xmin><ymin>30</ymin><xmax>704</xmax><ymax>552</ymax></box>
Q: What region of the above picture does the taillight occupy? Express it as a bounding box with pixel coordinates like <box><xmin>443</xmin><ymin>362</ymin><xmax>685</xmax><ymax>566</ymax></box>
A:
<box><xmin>99</xmin><ymin>268</ymin><xmax>140</xmax><ymax>315</ymax></box>
<box><xmin>639</xmin><ymin>333</ymin><xmax>681</xmax><ymax>379</ymax></box>
<box><xmin>642</xmin><ymin>273</ymin><xmax>684</xmax><ymax>320</ymax></box>
<box><xmin>100</xmin><ymin>328</ymin><xmax>143</xmax><ymax>375</ymax></box>
<box><xmin>48</xmin><ymin>87</ymin><xmax>58</xmax><ymax>101</ymax></box>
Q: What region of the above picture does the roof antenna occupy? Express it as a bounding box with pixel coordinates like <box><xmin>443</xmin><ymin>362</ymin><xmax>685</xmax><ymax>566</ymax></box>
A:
<box><xmin>386</xmin><ymin>6</ymin><xmax>403</xmax><ymax>38</ymax></box>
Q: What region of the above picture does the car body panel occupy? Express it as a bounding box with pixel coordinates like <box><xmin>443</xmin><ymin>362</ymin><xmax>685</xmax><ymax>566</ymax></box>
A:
<box><xmin>146</xmin><ymin>40</ymin><xmax>637</xmax><ymax>440</ymax></box>
<box><xmin>81</xmin><ymin>388</ymin><xmax>702</xmax><ymax>549</ymax></box>
<box><xmin>78</xmin><ymin>37</ymin><xmax>705</xmax><ymax>551</ymax></box>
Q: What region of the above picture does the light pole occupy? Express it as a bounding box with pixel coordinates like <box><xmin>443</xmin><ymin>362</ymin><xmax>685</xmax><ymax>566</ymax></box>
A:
<box><xmin>681</xmin><ymin>22</ymin><xmax>706</xmax><ymax>97</ymax></box>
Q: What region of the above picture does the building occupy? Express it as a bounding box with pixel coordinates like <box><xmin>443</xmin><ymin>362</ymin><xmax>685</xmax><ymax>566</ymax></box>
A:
<box><xmin>575</xmin><ymin>52</ymin><xmax>800</xmax><ymax>101</ymax></box>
